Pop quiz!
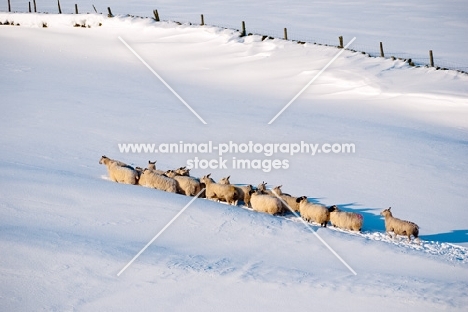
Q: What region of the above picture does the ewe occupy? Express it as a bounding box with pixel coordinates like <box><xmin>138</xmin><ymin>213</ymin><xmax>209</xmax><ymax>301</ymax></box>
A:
<box><xmin>99</xmin><ymin>155</ymin><xmax>138</xmax><ymax>185</ymax></box>
<box><xmin>296</xmin><ymin>196</ymin><xmax>330</xmax><ymax>227</ymax></box>
<box><xmin>380</xmin><ymin>207</ymin><xmax>419</xmax><ymax>243</ymax></box>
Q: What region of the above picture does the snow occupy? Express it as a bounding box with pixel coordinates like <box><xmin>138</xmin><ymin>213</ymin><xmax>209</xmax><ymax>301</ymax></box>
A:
<box><xmin>1</xmin><ymin>3</ymin><xmax>468</xmax><ymax>311</ymax></box>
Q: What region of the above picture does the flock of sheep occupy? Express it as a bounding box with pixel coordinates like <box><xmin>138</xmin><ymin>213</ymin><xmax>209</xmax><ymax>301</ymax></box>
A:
<box><xmin>99</xmin><ymin>155</ymin><xmax>420</xmax><ymax>243</ymax></box>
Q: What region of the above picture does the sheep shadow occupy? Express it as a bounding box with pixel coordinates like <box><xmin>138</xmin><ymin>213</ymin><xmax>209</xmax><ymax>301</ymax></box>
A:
<box><xmin>420</xmin><ymin>230</ymin><xmax>468</xmax><ymax>244</ymax></box>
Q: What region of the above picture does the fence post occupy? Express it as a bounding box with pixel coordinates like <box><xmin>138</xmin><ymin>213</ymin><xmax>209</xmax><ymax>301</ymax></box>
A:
<box><xmin>380</xmin><ymin>42</ymin><xmax>384</xmax><ymax>57</ymax></box>
<box><xmin>241</xmin><ymin>21</ymin><xmax>246</xmax><ymax>36</ymax></box>
<box><xmin>57</xmin><ymin>0</ymin><xmax>62</xmax><ymax>14</ymax></box>
<box><xmin>29</xmin><ymin>1</ymin><xmax>31</xmax><ymax>12</ymax></box>
<box><xmin>93</xmin><ymin>5</ymin><xmax>97</xmax><ymax>13</ymax></box>
<box><xmin>429</xmin><ymin>50</ymin><xmax>434</xmax><ymax>67</ymax></box>
<box><xmin>153</xmin><ymin>9</ymin><xmax>160</xmax><ymax>21</ymax></box>
<box><xmin>284</xmin><ymin>28</ymin><xmax>288</xmax><ymax>40</ymax></box>
<box><xmin>33</xmin><ymin>0</ymin><xmax>36</xmax><ymax>12</ymax></box>
<box><xmin>201</xmin><ymin>14</ymin><xmax>204</xmax><ymax>26</ymax></box>
<box><xmin>8</xmin><ymin>0</ymin><xmax>11</xmax><ymax>12</ymax></box>
<box><xmin>107</xmin><ymin>7</ymin><xmax>113</xmax><ymax>18</ymax></box>
<box><xmin>75</xmin><ymin>4</ymin><xmax>78</xmax><ymax>14</ymax></box>
<box><xmin>338</xmin><ymin>36</ymin><xmax>344</xmax><ymax>48</ymax></box>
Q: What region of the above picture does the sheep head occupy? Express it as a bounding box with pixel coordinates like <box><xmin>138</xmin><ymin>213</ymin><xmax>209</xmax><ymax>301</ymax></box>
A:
<box><xmin>99</xmin><ymin>155</ymin><xmax>109</xmax><ymax>164</ymax></box>
<box><xmin>380</xmin><ymin>207</ymin><xmax>392</xmax><ymax>217</ymax></box>
<box><xmin>257</xmin><ymin>181</ymin><xmax>267</xmax><ymax>191</ymax></box>
<box><xmin>296</xmin><ymin>196</ymin><xmax>307</xmax><ymax>203</ymax></box>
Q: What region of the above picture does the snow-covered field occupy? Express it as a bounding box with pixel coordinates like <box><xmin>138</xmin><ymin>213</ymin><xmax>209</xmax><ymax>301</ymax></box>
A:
<box><xmin>1</xmin><ymin>1</ymin><xmax>468</xmax><ymax>311</ymax></box>
<box><xmin>3</xmin><ymin>0</ymin><xmax>468</xmax><ymax>70</ymax></box>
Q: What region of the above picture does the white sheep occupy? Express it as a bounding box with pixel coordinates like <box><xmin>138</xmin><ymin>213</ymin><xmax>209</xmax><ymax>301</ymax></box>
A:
<box><xmin>218</xmin><ymin>175</ymin><xmax>231</xmax><ymax>185</ymax></box>
<box><xmin>257</xmin><ymin>181</ymin><xmax>274</xmax><ymax>195</ymax></box>
<box><xmin>99</xmin><ymin>155</ymin><xmax>138</xmax><ymax>185</ymax></box>
<box><xmin>200</xmin><ymin>174</ymin><xmax>238</xmax><ymax>205</ymax></box>
<box><xmin>174</xmin><ymin>166</ymin><xmax>190</xmax><ymax>176</ymax></box>
<box><xmin>296</xmin><ymin>196</ymin><xmax>330</xmax><ymax>227</ymax></box>
<box><xmin>100</xmin><ymin>155</ymin><xmax>130</xmax><ymax>168</ymax></box>
<box><xmin>147</xmin><ymin>160</ymin><xmax>165</xmax><ymax>175</ymax></box>
<box><xmin>164</xmin><ymin>170</ymin><xmax>202</xmax><ymax>196</ymax></box>
<box><xmin>270</xmin><ymin>185</ymin><xmax>300</xmax><ymax>212</ymax></box>
<box><xmin>198</xmin><ymin>175</ymin><xmax>214</xmax><ymax>199</ymax></box>
<box><xmin>235</xmin><ymin>184</ymin><xmax>254</xmax><ymax>207</ymax></box>
<box><xmin>249</xmin><ymin>190</ymin><xmax>283</xmax><ymax>215</ymax></box>
<box><xmin>380</xmin><ymin>207</ymin><xmax>420</xmax><ymax>242</ymax></box>
<box><xmin>328</xmin><ymin>205</ymin><xmax>363</xmax><ymax>232</ymax></box>
<box><xmin>216</xmin><ymin>176</ymin><xmax>252</xmax><ymax>207</ymax></box>
<box><xmin>139</xmin><ymin>168</ymin><xmax>177</xmax><ymax>193</ymax></box>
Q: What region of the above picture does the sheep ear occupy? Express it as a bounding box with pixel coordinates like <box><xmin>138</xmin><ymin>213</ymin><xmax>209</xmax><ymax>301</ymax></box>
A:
<box><xmin>389</xmin><ymin>207</ymin><xmax>391</xmax><ymax>211</ymax></box>
<box><xmin>227</xmin><ymin>175</ymin><xmax>230</xmax><ymax>179</ymax></box>
<box><xmin>207</xmin><ymin>173</ymin><xmax>211</xmax><ymax>177</ymax></box>
<box><xmin>279</xmin><ymin>185</ymin><xmax>282</xmax><ymax>188</ymax></box>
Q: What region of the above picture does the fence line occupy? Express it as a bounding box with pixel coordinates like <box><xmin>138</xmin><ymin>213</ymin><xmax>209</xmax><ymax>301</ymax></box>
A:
<box><xmin>2</xmin><ymin>2</ymin><xmax>467</xmax><ymax>73</ymax></box>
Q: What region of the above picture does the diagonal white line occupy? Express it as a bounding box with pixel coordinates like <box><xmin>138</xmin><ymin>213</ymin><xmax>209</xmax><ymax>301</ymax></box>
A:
<box><xmin>118</xmin><ymin>36</ymin><xmax>207</xmax><ymax>125</ymax></box>
<box><xmin>117</xmin><ymin>188</ymin><xmax>205</xmax><ymax>276</ymax></box>
<box><xmin>271</xmin><ymin>191</ymin><xmax>357</xmax><ymax>275</ymax></box>
<box><xmin>268</xmin><ymin>37</ymin><xmax>356</xmax><ymax>124</ymax></box>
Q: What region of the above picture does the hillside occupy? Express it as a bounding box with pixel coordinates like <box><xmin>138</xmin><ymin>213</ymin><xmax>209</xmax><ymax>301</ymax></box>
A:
<box><xmin>1</xmin><ymin>10</ymin><xmax>467</xmax><ymax>311</ymax></box>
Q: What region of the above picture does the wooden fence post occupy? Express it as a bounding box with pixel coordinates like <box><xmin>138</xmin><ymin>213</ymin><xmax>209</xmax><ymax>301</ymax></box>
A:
<box><xmin>107</xmin><ymin>7</ymin><xmax>113</xmax><ymax>18</ymax></box>
<box><xmin>29</xmin><ymin>1</ymin><xmax>31</xmax><ymax>12</ymax></box>
<box><xmin>75</xmin><ymin>4</ymin><xmax>78</xmax><ymax>14</ymax></box>
<box><xmin>429</xmin><ymin>50</ymin><xmax>434</xmax><ymax>67</ymax></box>
<box><xmin>201</xmin><ymin>14</ymin><xmax>204</xmax><ymax>26</ymax></box>
<box><xmin>93</xmin><ymin>5</ymin><xmax>97</xmax><ymax>13</ymax></box>
<box><xmin>153</xmin><ymin>9</ymin><xmax>160</xmax><ymax>21</ymax></box>
<box><xmin>241</xmin><ymin>21</ymin><xmax>246</xmax><ymax>37</ymax></box>
<box><xmin>33</xmin><ymin>0</ymin><xmax>36</xmax><ymax>12</ymax></box>
<box><xmin>284</xmin><ymin>28</ymin><xmax>288</xmax><ymax>40</ymax></box>
<box><xmin>338</xmin><ymin>36</ymin><xmax>344</xmax><ymax>48</ymax></box>
<box><xmin>57</xmin><ymin>0</ymin><xmax>62</xmax><ymax>14</ymax></box>
<box><xmin>8</xmin><ymin>0</ymin><xmax>11</xmax><ymax>12</ymax></box>
<box><xmin>380</xmin><ymin>42</ymin><xmax>384</xmax><ymax>57</ymax></box>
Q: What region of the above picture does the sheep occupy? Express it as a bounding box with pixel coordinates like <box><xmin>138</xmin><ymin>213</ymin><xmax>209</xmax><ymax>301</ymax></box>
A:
<box><xmin>164</xmin><ymin>170</ymin><xmax>202</xmax><ymax>196</ymax></box>
<box><xmin>269</xmin><ymin>185</ymin><xmax>301</xmax><ymax>212</ymax></box>
<box><xmin>174</xmin><ymin>166</ymin><xmax>190</xmax><ymax>176</ymax></box>
<box><xmin>257</xmin><ymin>181</ymin><xmax>273</xmax><ymax>195</ymax></box>
<box><xmin>138</xmin><ymin>168</ymin><xmax>177</xmax><ymax>193</ymax></box>
<box><xmin>135</xmin><ymin>166</ymin><xmax>144</xmax><ymax>178</ymax></box>
<box><xmin>234</xmin><ymin>184</ymin><xmax>254</xmax><ymax>207</ymax></box>
<box><xmin>216</xmin><ymin>176</ymin><xmax>252</xmax><ymax>207</ymax></box>
<box><xmin>328</xmin><ymin>205</ymin><xmax>363</xmax><ymax>232</ymax></box>
<box><xmin>249</xmin><ymin>190</ymin><xmax>283</xmax><ymax>215</ymax></box>
<box><xmin>218</xmin><ymin>176</ymin><xmax>231</xmax><ymax>185</ymax></box>
<box><xmin>100</xmin><ymin>155</ymin><xmax>131</xmax><ymax>168</ymax></box>
<box><xmin>99</xmin><ymin>155</ymin><xmax>138</xmax><ymax>185</ymax></box>
<box><xmin>198</xmin><ymin>175</ymin><xmax>215</xmax><ymax>199</ymax></box>
<box><xmin>380</xmin><ymin>207</ymin><xmax>420</xmax><ymax>242</ymax></box>
<box><xmin>200</xmin><ymin>174</ymin><xmax>238</xmax><ymax>205</ymax></box>
<box><xmin>296</xmin><ymin>196</ymin><xmax>330</xmax><ymax>227</ymax></box>
<box><xmin>147</xmin><ymin>160</ymin><xmax>165</xmax><ymax>175</ymax></box>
